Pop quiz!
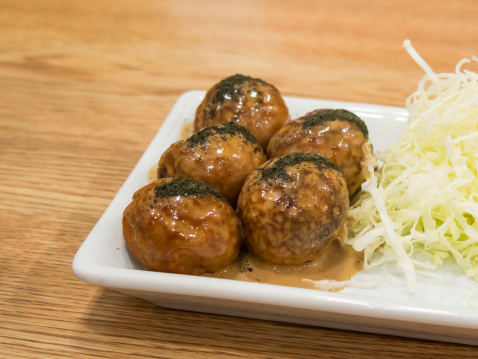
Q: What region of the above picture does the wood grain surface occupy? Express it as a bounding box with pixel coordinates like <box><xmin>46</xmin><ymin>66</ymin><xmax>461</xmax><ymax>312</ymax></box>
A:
<box><xmin>1</xmin><ymin>0</ymin><xmax>478</xmax><ymax>357</ymax></box>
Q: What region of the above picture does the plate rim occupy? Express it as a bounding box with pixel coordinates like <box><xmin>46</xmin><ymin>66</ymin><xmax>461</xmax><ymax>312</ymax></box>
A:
<box><xmin>72</xmin><ymin>90</ymin><xmax>478</xmax><ymax>343</ymax></box>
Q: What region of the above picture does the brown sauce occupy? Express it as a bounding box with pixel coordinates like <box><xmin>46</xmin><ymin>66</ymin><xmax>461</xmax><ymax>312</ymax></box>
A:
<box><xmin>147</xmin><ymin>165</ymin><xmax>158</xmax><ymax>183</ymax></box>
<box><xmin>206</xmin><ymin>239</ymin><xmax>363</xmax><ymax>291</ymax></box>
<box><xmin>180</xmin><ymin>122</ymin><xmax>194</xmax><ymax>139</ymax></box>
<box><xmin>151</xmin><ymin>121</ymin><xmax>364</xmax><ymax>291</ymax></box>
<box><xmin>147</xmin><ymin>123</ymin><xmax>194</xmax><ymax>183</ymax></box>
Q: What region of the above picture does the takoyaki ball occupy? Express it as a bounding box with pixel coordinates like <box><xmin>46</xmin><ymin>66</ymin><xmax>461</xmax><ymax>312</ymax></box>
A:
<box><xmin>267</xmin><ymin>109</ymin><xmax>374</xmax><ymax>197</ymax></box>
<box><xmin>194</xmin><ymin>74</ymin><xmax>290</xmax><ymax>150</ymax></box>
<box><xmin>158</xmin><ymin>122</ymin><xmax>267</xmax><ymax>208</ymax></box>
<box><xmin>237</xmin><ymin>152</ymin><xmax>349</xmax><ymax>266</ymax></box>
<box><xmin>122</xmin><ymin>177</ymin><xmax>242</xmax><ymax>275</ymax></box>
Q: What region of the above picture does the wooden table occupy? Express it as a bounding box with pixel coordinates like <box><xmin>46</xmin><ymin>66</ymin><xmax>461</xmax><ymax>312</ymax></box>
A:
<box><xmin>2</xmin><ymin>0</ymin><xmax>477</xmax><ymax>357</ymax></box>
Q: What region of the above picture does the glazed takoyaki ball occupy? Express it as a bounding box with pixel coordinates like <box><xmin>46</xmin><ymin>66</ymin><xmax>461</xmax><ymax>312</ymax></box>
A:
<box><xmin>122</xmin><ymin>177</ymin><xmax>242</xmax><ymax>275</ymax></box>
<box><xmin>194</xmin><ymin>74</ymin><xmax>290</xmax><ymax>150</ymax></box>
<box><xmin>267</xmin><ymin>109</ymin><xmax>374</xmax><ymax>197</ymax></box>
<box><xmin>237</xmin><ymin>152</ymin><xmax>349</xmax><ymax>266</ymax></box>
<box><xmin>157</xmin><ymin>122</ymin><xmax>267</xmax><ymax>208</ymax></box>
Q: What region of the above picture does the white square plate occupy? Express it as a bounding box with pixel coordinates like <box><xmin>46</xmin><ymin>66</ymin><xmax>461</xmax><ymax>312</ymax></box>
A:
<box><xmin>73</xmin><ymin>91</ymin><xmax>478</xmax><ymax>346</ymax></box>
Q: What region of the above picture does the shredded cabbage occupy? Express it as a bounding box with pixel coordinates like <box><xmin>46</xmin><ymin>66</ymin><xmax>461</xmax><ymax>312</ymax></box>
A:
<box><xmin>302</xmin><ymin>278</ymin><xmax>378</xmax><ymax>291</ymax></box>
<box><xmin>347</xmin><ymin>40</ymin><xmax>478</xmax><ymax>292</ymax></box>
<box><xmin>467</xmin><ymin>288</ymin><xmax>478</xmax><ymax>309</ymax></box>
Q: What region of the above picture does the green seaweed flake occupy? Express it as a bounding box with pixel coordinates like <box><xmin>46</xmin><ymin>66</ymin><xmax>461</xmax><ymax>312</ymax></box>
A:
<box><xmin>213</xmin><ymin>74</ymin><xmax>272</xmax><ymax>104</ymax></box>
<box><xmin>187</xmin><ymin>121</ymin><xmax>259</xmax><ymax>148</ymax></box>
<box><xmin>261</xmin><ymin>152</ymin><xmax>338</xmax><ymax>182</ymax></box>
<box><xmin>301</xmin><ymin>109</ymin><xmax>369</xmax><ymax>137</ymax></box>
<box><xmin>154</xmin><ymin>177</ymin><xmax>226</xmax><ymax>202</ymax></box>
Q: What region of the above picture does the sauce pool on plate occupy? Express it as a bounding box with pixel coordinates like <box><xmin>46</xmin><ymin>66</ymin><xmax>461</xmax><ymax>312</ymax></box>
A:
<box><xmin>146</xmin><ymin>122</ymin><xmax>194</xmax><ymax>182</ymax></box>
<box><xmin>147</xmin><ymin>121</ymin><xmax>363</xmax><ymax>291</ymax></box>
<box><xmin>206</xmin><ymin>239</ymin><xmax>363</xmax><ymax>291</ymax></box>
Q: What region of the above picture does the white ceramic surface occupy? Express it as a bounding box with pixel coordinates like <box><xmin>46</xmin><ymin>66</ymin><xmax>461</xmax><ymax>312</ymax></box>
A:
<box><xmin>72</xmin><ymin>91</ymin><xmax>478</xmax><ymax>346</ymax></box>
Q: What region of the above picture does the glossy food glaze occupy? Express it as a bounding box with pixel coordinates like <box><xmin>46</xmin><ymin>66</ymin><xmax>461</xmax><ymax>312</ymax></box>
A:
<box><xmin>122</xmin><ymin>177</ymin><xmax>242</xmax><ymax>275</ymax></box>
<box><xmin>267</xmin><ymin>109</ymin><xmax>374</xmax><ymax>197</ymax></box>
<box><xmin>194</xmin><ymin>74</ymin><xmax>290</xmax><ymax>150</ymax></box>
<box><xmin>157</xmin><ymin>122</ymin><xmax>267</xmax><ymax>207</ymax></box>
<box><xmin>237</xmin><ymin>153</ymin><xmax>349</xmax><ymax>265</ymax></box>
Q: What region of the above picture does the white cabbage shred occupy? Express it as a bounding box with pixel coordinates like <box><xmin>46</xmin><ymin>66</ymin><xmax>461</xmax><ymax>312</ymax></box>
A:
<box><xmin>302</xmin><ymin>278</ymin><xmax>378</xmax><ymax>291</ymax></box>
<box><xmin>467</xmin><ymin>288</ymin><xmax>478</xmax><ymax>309</ymax></box>
<box><xmin>347</xmin><ymin>40</ymin><xmax>478</xmax><ymax>292</ymax></box>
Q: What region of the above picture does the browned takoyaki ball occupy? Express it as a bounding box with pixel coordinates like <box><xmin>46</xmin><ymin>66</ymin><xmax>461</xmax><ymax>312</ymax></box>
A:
<box><xmin>157</xmin><ymin>122</ymin><xmax>267</xmax><ymax>208</ymax></box>
<box><xmin>237</xmin><ymin>152</ymin><xmax>349</xmax><ymax>266</ymax></box>
<box><xmin>194</xmin><ymin>74</ymin><xmax>290</xmax><ymax>150</ymax></box>
<box><xmin>267</xmin><ymin>109</ymin><xmax>374</xmax><ymax>197</ymax></box>
<box><xmin>122</xmin><ymin>177</ymin><xmax>242</xmax><ymax>275</ymax></box>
